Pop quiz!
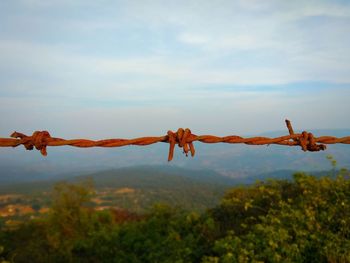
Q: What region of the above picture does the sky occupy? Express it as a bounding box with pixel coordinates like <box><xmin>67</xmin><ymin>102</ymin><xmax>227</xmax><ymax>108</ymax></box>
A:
<box><xmin>1</xmin><ymin>0</ymin><xmax>350</xmax><ymax>141</ymax></box>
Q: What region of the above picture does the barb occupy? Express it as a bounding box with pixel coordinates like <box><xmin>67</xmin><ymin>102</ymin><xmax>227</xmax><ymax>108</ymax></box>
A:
<box><xmin>0</xmin><ymin>120</ymin><xmax>349</xmax><ymax>161</ymax></box>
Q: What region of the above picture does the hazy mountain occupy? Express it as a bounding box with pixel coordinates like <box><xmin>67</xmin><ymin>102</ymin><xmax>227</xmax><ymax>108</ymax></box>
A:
<box><xmin>0</xmin><ymin>165</ymin><xmax>235</xmax><ymax>193</ymax></box>
<box><xmin>0</xmin><ymin>164</ymin><xmax>338</xmax><ymax>194</ymax></box>
<box><xmin>0</xmin><ymin>166</ymin><xmax>238</xmax><ymax>211</ymax></box>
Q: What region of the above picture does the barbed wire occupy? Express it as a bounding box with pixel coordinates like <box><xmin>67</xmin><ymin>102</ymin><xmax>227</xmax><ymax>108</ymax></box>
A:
<box><xmin>0</xmin><ymin>120</ymin><xmax>349</xmax><ymax>161</ymax></box>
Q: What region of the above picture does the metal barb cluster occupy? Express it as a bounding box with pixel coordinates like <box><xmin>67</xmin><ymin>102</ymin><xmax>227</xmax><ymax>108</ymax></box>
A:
<box><xmin>10</xmin><ymin>131</ymin><xmax>51</xmax><ymax>156</ymax></box>
<box><xmin>0</xmin><ymin>120</ymin><xmax>349</xmax><ymax>161</ymax></box>
<box><xmin>285</xmin><ymin>120</ymin><xmax>327</xmax><ymax>152</ymax></box>
<box><xmin>167</xmin><ymin>128</ymin><xmax>195</xmax><ymax>161</ymax></box>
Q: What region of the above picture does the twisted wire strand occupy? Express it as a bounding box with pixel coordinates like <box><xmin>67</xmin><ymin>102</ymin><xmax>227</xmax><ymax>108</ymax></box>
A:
<box><xmin>0</xmin><ymin>120</ymin><xmax>349</xmax><ymax>161</ymax></box>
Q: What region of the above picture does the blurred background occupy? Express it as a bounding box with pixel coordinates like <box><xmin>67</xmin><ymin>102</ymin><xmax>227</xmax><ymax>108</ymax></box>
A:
<box><xmin>1</xmin><ymin>0</ymin><xmax>350</xmax><ymax>182</ymax></box>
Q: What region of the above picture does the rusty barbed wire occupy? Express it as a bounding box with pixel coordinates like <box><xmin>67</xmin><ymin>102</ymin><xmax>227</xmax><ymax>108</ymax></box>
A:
<box><xmin>0</xmin><ymin>120</ymin><xmax>349</xmax><ymax>161</ymax></box>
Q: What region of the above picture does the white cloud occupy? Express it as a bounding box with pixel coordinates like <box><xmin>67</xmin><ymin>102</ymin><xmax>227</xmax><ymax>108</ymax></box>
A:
<box><xmin>178</xmin><ymin>33</ymin><xmax>209</xmax><ymax>45</ymax></box>
<box><xmin>1</xmin><ymin>0</ymin><xmax>350</xmax><ymax>113</ymax></box>
<box><xmin>178</xmin><ymin>32</ymin><xmax>279</xmax><ymax>51</ymax></box>
<box><xmin>282</xmin><ymin>1</ymin><xmax>350</xmax><ymax>20</ymax></box>
<box><xmin>1</xmin><ymin>32</ymin><xmax>350</xmax><ymax>107</ymax></box>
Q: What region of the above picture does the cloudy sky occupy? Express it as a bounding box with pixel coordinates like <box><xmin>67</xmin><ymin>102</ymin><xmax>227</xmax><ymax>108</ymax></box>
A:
<box><xmin>1</xmin><ymin>0</ymin><xmax>350</xmax><ymax>141</ymax></box>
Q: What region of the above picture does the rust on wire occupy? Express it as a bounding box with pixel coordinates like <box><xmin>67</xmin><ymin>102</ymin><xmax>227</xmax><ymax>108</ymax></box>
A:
<box><xmin>0</xmin><ymin>120</ymin><xmax>349</xmax><ymax>161</ymax></box>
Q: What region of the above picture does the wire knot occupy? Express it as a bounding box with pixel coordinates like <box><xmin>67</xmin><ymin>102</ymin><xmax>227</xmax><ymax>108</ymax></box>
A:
<box><xmin>167</xmin><ymin>128</ymin><xmax>195</xmax><ymax>161</ymax></box>
<box><xmin>11</xmin><ymin>131</ymin><xmax>51</xmax><ymax>156</ymax></box>
<box><xmin>285</xmin><ymin>119</ymin><xmax>326</xmax><ymax>152</ymax></box>
<box><xmin>298</xmin><ymin>131</ymin><xmax>327</xmax><ymax>152</ymax></box>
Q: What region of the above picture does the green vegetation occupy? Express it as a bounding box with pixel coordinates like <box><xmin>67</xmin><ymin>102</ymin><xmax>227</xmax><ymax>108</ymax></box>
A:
<box><xmin>0</xmin><ymin>167</ymin><xmax>350</xmax><ymax>262</ymax></box>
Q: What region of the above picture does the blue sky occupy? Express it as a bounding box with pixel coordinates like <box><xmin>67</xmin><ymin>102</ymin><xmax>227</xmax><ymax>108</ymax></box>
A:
<box><xmin>1</xmin><ymin>0</ymin><xmax>350</xmax><ymax>139</ymax></box>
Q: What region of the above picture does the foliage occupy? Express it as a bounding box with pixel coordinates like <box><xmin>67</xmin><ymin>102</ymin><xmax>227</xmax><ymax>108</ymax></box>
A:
<box><xmin>0</xmin><ymin>167</ymin><xmax>350</xmax><ymax>262</ymax></box>
<box><xmin>208</xmin><ymin>170</ymin><xmax>350</xmax><ymax>262</ymax></box>
<box><xmin>47</xmin><ymin>179</ymin><xmax>102</xmax><ymax>261</ymax></box>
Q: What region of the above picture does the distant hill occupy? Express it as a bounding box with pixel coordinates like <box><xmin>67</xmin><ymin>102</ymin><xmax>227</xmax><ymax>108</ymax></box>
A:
<box><xmin>0</xmin><ymin>165</ymin><xmax>342</xmax><ymax>212</ymax></box>
<box><xmin>79</xmin><ymin>165</ymin><xmax>237</xmax><ymax>187</ymax></box>
<box><xmin>0</xmin><ymin>166</ymin><xmax>238</xmax><ymax>211</ymax></box>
